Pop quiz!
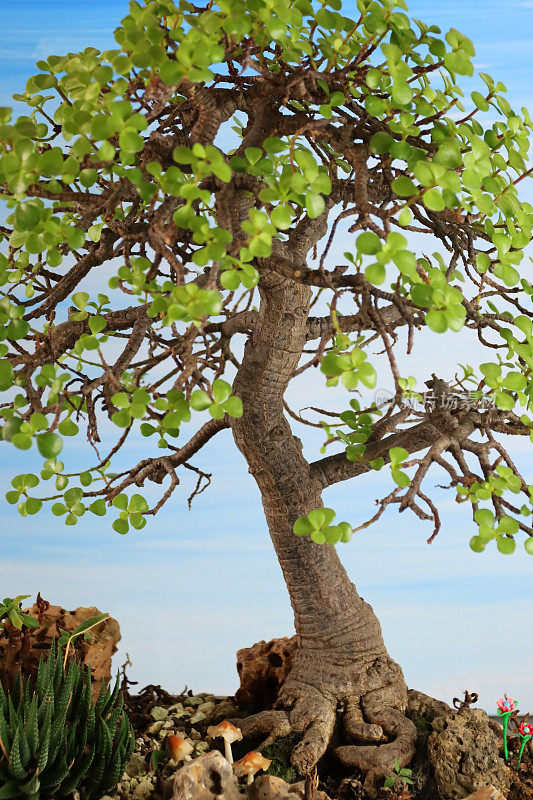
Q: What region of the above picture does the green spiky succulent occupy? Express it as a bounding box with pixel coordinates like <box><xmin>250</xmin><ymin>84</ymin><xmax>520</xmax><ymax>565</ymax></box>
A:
<box><xmin>0</xmin><ymin>641</ymin><xmax>134</xmax><ymax>800</ymax></box>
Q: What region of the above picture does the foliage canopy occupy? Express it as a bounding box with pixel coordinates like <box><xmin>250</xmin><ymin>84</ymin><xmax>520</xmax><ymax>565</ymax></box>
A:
<box><xmin>0</xmin><ymin>0</ymin><xmax>532</xmax><ymax>554</ymax></box>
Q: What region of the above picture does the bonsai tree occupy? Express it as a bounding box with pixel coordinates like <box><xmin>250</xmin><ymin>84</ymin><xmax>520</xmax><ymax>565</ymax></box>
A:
<box><xmin>1</xmin><ymin>0</ymin><xmax>532</xmax><ymax>780</ymax></box>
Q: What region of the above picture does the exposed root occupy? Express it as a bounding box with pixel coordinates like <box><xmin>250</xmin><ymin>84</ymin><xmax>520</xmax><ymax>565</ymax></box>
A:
<box><xmin>231</xmin><ymin>650</ymin><xmax>417</xmax><ymax>782</ymax></box>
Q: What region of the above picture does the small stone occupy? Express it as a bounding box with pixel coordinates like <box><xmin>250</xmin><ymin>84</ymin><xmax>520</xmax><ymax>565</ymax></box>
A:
<box><xmin>172</xmin><ymin>751</ymin><xmax>241</xmax><ymax>800</ymax></box>
<box><xmin>150</xmin><ymin>706</ymin><xmax>169</xmax><ymax>721</ymax></box>
<box><xmin>195</xmin><ymin>741</ymin><xmax>209</xmax><ymax>753</ymax></box>
<box><xmin>134</xmin><ymin>778</ymin><xmax>154</xmax><ymax>800</ymax></box>
<box><xmin>197</xmin><ymin>701</ymin><xmax>215</xmax><ymax>714</ymax></box>
<box><xmin>148</xmin><ymin>720</ymin><xmax>166</xmax><ymax>735</ymax></box>
<box><xmin>185</xmin><ymin>696</ymin><xmax>203</xmax><ymax>706</ymax></box>
<box><xmin>463</xmin><ymin>787</ymin><xmax>507</xmax><ymax>800</ymax></box>
<box><xmin>126</xmin><ymin>753</ymin><xmax>148</xmax><ymax>778</ymax></box>
<box><xmin>246</xmin><ymin>776</ymin><xmax>301</xmax><ymax>800</ymax></box>
<box><xmin>189</xmin><ymin>711</ymin><xmax>206</xmax><ymax>724</ymax></box>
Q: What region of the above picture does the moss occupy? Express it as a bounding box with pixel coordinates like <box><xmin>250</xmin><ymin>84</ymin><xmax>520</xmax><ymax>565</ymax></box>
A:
<box><xmin>410</xmin><ymin>711</ymin><xmax>430</xmax><ymax>735</ymax></box>
<box><xmin>266</xmin><ymin>757</ymin><xmax>298</xmax><ymax>783</ymax></box>
<box><xmin>263</xmin><ymin>731</ymin><xmax>302</xmax><ymax>783</ymax></box>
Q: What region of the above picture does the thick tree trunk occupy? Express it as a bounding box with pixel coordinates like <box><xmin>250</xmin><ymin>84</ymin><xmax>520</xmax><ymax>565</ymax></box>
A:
<box><xmin>231</xmin><ymin>271</ymin><xmax>416</xmax><ymax>777</ymax></box>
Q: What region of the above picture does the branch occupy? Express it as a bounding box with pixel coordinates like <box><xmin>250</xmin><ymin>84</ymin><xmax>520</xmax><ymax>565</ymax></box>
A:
<box><xmin>311</xmin><ymin>413</ymin><xmax>477</xmax><ymax>489</ymax></box>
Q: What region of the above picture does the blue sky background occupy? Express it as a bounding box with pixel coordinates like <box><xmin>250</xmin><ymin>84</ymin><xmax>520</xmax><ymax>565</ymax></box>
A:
<box><xmin>0</xmin><ymin>0</ymin><xmax>532</xmax><ymax>714</ymax></box>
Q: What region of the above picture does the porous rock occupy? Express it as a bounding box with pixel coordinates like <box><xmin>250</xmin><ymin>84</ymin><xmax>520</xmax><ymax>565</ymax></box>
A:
<box><xmin>247</xmin><ymin>776</ymin><xmax>301</xmax><ymax>800</ymax></box>
<box><xmin>236</xmin><ymin>637</ymin><xmax>296</xmax><ymax>710</ymax></box>
<box><xmin>246</xmin><ymin>776</ymin><xmax>331</xmax><ymax>800</ymax></box>
<box><xmin>463</xmin><ymin>786</ymin><xmax>507</xmax><ymax>800</ymax></box>
<box><xmin>0</xmin><ymin>602</ymin><xmax>120</xmax><ymax>698</ymax></box>
<box><xmin>172</xmin><ymin>751</ymin><xmax>241</xmax><ymax>800</ymax></box>
<box><xmin>427</xmin><ymin>707</ymin><xmax>511</xmax><ymax>799</ymax></box>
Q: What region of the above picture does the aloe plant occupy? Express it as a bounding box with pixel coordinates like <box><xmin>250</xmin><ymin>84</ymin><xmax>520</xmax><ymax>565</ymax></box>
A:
<box><xmin>0</xmin><ymin>641</ymin><xmax>133</xmax><ymax>799</ymax></box>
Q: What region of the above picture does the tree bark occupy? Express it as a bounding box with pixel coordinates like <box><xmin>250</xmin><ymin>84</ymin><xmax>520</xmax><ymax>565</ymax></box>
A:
<box><xmin>231</xmin><ymin>270</ymin><xmax>416</xmax><ymax>777</ymax></box>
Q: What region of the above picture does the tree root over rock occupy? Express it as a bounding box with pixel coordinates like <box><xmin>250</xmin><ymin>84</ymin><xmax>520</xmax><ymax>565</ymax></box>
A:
<box><xmin>231</xmin><ymin>650</ymin><xmax>417</xmax><ymax>793</ymax></box>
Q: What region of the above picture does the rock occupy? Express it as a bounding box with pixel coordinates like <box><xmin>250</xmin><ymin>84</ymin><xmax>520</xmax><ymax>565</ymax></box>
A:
<box><xmin>463</xmin><ymin>786</ymin><xmax>507</xmax><ymax>800</ymax></box>
<box><xmin>236</xmin><ymin>637</ymin><xmax>296</xmax><ymax>710</ymax></box>
<box><xmin>151</xmin><ymin>706</ymin><xmax>169</xmax><ymax>720</ymax></box>
<box><xmin>288</xmin><ymin>781</ymin><xmax>332</xmax><ymax>800</ymax></box>
<box><xmin>172</xmin><ymin>751</ymin><xmax>242</xmax><ymax>800</ymax></box>
<box><xmin>205</xmin><ymin>698</ymin><xmax>241</xmax><ymax>725</ymax></box>
<box><xmin>134</xmin><ymin>778</ymin><xmax>155</xmax><ymax>800</ymax></box>
<box><xmin>126</xmin><ymin>753</ymin><xmax>148</xmax><ymax>778</ymax></box>
<box><xmin>427</xmin><ymin>707</ymin><xmax>511</xmax><ymax>799</ymax></box>
<box><xmin>148</xmin><ymin>721</ymin><xmax>166</xmax><ymax>735</ymax></box>
<box><xmin>246</xmin><ymin>775</ymin><xmax>300</xmax><ymax>800</ymax></box>
<box><xmin>0</xmin><ymin>602</ymin><xmax>120</xmax><ymax>698</ymax></box>
<box><xmin>247</xmin><ymin>777</ymin><xmax>331</xmax><ymax>800</ymax></box>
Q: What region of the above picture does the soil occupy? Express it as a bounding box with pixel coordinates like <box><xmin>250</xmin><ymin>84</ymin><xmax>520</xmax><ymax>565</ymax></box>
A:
<box><xmin>98</xmin><ymin>679</ymin><xmax>533</xmax><ymax>800</ymax></box>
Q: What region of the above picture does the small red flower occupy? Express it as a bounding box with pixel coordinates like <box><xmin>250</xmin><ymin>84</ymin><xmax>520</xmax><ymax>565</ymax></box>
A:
<box><xmin>497</xmin><ymin>697</ymin><xmax>517</xmax><ymax>714</ymax></box>
<box><xmin>519</xmin><ymin>721</ymin><xmax>533</xmax><ymax>737</ymax></box>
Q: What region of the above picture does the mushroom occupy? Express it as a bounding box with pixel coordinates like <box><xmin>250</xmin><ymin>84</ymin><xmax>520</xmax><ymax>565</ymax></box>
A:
<box><xmin>206</xmin><ymin>720</ymin><xmax>243</xmax><ymax>764</ymax></box>
<box><xmin>233</xmin><ymin>751</ymin><xmax>272</xmax><ymax>785</ymax></box>
<box><xmin>167</xmin><ymin>734</ymin><xmax>194</xmax><ymax>764</ymax></box>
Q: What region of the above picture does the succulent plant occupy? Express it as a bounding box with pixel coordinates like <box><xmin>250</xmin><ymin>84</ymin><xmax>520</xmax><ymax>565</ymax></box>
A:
<box><xmin>0</xmin><ymin>640</ymin><xmax>133</xmax><ymax>799</ymax></box>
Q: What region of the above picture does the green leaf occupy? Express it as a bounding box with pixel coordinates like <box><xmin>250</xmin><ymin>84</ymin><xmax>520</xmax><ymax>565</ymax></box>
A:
<box><xmin>496</xmin><ymin>535</ymin><xmax>516</xmax><ymax>555</ymax></box>
<box><xmin>294</xmin><ymin>517</ymin><xmax>313</xmax><ymax>536</ymax></box>
<box><xmin>494</xmin><ymin>390</ymin><xmax>514</xmax><ymax>410</ymax></box>
<box><xmin>426</xmin><ymin>310</ymin><xmax>448</xmax><ymax>333</ymax></box>
<box><xmin>89</xmin><ymin>500</ymin><xmax>106</xmax><ymax>516</ymax></box>
<box><xmin>370</xmin><ymin>132</ymin><xmax>394</xmax><ymax>155</ymax></box>
<box><xmin>113</xmin><ymin>518</ymin><xmax>129</xmax><ymax>535</ymax></box>
<box><xmin>11</xmin><ymin>433</ymin><xmax>32</xmax><ymax>450</ymax></box>
<box><xmin>469</xmin><ymin>536</ymin><xmax>486</xmax><ymax>553</ymax></box>
<box><xmin>391</xmin><ymin>177</ymin><xmax>417</xmax><ymax>197</ymax></box>
<box><xmin>503</xmin><ymin>372</ymin><xmax>526</xmax><ymax>392</ymax></box>
<box><xmin>0</xmin><ymin>360</ymin><xmax>14</xmax><ymax>389</ymax></box>
<box><xmin>389</xmin><ymin>447</ymin><xmax>408</xmax><ymax>464</ymax></box>
<box><xmin>305</xmin><ymin>191</ymin><xmax>325</xmax><ymax>219</ymax></box>
<box><xmin>36</xmin><ymin>433</ymin><xmax>63</xmax><ymax>459</ymax></box>
<box><xmin>112</xmin><ymin>494</ymin><xmax>128</xmax><ymax>511</ymax></box>
<box><xmin>498</xmin><ymin>516</ymin><xmax>519</xmax><ymax>535</ymax></box>
<box><xmin>190</xmin><ymin>390</ymin><xmax>211</xmax><ymax>411</ymax></box>
<box><xmin>423</xmin><ymin>188</ymin><xmax>445</xmax><ymax>212</ymax></box>
<box><xmin>212</xmin><ymin>379</ymin><xmax>232</xmax><ymax>403</ymax></box>
<box><xmin>223</xmin><ymin>396</ymin><xmax>243</xmax><ymax>417</ymax></box>
<box><xmin>308</xmin><ymin>509</ymin><xmax>326</xmax><ymax>528</ymax></box>
<box><xmin>392</xmin><ymin>468</ymin><xmax>411</xmax><ymax>487</ymax></box>
<box><xmin>365</xmin><ymin>263</ymin><xmax>386</xmax><ymax>285</ymax></box>
<box><xmin>119</xmin><ymin>129</ymin><xmax>144</xmax><ymax>153</ymax></box>
<box><xmin>474</xmin><ymin>509</ymin><xmax>494</xmax><ymax>526</ymax></box>
<box><xmin>129</xmin><ymin>494</ymin><xmax>148</xmax><ymax>514</ymax></box>
<box><xmin>356</xmin><ymin>232</ymin><xmax>382</xmax><ymax>255</ymax></box>
<box><xmin>271</xmin><ymin>205</ymin><xmax>293</xmax><ymax>229</ymax></box>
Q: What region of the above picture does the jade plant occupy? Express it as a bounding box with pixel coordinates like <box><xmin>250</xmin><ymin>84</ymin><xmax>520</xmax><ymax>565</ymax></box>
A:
<box><xmin>2</xmin><ymin>0</ymin><xmax>533</xmax><ymax>780</ymax></box>
<box><xmin>0</xmin><ymin>641</ymin><xmax>133</xmax><ymax>800</ymax></box>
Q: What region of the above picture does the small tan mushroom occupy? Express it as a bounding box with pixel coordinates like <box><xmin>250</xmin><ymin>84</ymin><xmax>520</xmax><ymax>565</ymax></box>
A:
<box><xmin>233</xmin><ymin>751</ymin><xmax>272</xmax><ymax>785</ymax></box>
<box><xmin>206</xmin><ymin>720</ymin><xmax>243</xmax><ymax>764</ymax></box>
<box><xmin>167</xmin><ymin>734</ymin><xmax>194</xmax><ymax>763</ymax></box>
